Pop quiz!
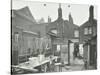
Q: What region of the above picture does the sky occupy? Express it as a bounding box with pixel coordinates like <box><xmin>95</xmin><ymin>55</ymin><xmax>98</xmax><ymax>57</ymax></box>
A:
<box><xmin>12</xmin><ymin>0</ymin><xmax>97</xmax><ymax>26</ymax></box>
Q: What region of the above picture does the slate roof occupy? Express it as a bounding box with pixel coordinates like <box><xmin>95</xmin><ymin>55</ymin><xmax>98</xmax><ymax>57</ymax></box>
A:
<box><xmin>12</xmin><ymin>6</ymin><xmax>36</xmax><ymax>23</ymax></box>
<box><xmin>12</xmin><ymin>6</ymin><xmax>47</xmax><ymax>37</ymax></box>
<box><xmin>46</xmin><ymin>18</ymin><xmax>79</xmax><ymax>39</ymax></box>
<box><xmin>80</xmin><ymin>19</ymin><xmax>97</xmax><ymax>28</ymax></box>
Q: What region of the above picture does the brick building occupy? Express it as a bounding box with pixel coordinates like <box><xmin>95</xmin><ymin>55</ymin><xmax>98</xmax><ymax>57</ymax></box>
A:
<box><xmin>46</xmin><ymin>4</ymin><xmax>79</xmax><ymax>64</ymax></box>
<box><xmin>79</xmin><ymin>5</ymin><xmax>97</xmax><ymax>69</ymax></box>
<box><xmin>11</xmin><ymin>6</ymin><xmax>48</xmax><ymax>65</ymax></box>
<box><xmin>79</xmin><ymin>5</ymin><xmax>97</xmax><ymax>44</ymax></box>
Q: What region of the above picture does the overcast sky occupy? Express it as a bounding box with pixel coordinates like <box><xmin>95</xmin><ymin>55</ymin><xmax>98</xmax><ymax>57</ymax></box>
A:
<box><xmin>12</xmin><ymin>0</ymin><xmax>97</xmax><ymax>26</ymax></box>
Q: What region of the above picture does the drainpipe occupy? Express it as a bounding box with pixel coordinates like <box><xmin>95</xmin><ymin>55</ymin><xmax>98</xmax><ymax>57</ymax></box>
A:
<box><xmin>68</xmin><ymin>40</ymin><xmax>70</xmax><ymax>65</ymax></box>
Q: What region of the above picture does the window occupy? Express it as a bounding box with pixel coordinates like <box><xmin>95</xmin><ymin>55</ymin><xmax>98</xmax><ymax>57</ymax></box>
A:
<box><xmin>84</xmin><ymin>27</ymin><xmax>92</xmax><ymax>35</ymax></box>
<box><xmin>14</xmin><ymin>32</ymin><xmax>19</xmax><ymax>42</ymax></box>
<box><xmin>57</xmin><ymin>45</ymin><xmax>60</xmax><ymax>52</ymax></box>
<box><xmin>93</xmin><ymin>27</ymin><xmax>97</xmax><ymax>36</ymax></box>
<box><xmin>84</xmin><ymin>28</ymin><xmax>88</xmax><ymax>35</ymax></box>
<box><xmin>74</xmin><ymin>30</ymin><xmax>79</xmax><ymax>37</ymax></box>
<box><xmin>51</xmin><ymin>29</ymin><xmax>57</xmax><ymax>34</ymax></box>
<box><xmin>50</xmin><ymin>28</ymin><xmax>58</xmax><ymax>35</ymax></box>
<box><xmin>89</xmin><ymin>27</ymin><xmax>92</xmax><ymax>34</ymax></box>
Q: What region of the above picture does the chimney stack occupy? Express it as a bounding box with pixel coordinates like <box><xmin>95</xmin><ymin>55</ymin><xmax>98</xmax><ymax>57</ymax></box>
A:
<box><xmin>69</xmin><ymin>13</ymin><xmax>73</xmax><ymax>24</ymax></box>
<box><xmin>89</xmin><ymin>5</ymin><xmax>94</xmax><ymax>21</ymax></box>
<box><xmin>48</xmin><ymin>16</ymin><xmax>51</xmax><ymax>23</ymax></box>
<box><xmin>58</xmin><ymin>3</ymin><xmax>62</xmax><ymax>19</ymax></box>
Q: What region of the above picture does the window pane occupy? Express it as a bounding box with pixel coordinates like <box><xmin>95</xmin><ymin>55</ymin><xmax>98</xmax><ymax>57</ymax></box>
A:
<box><xmin>57</xmin><ymin>45</ymin><xmax>60</xmax><ymax>51</ymax></box>
<box><xmin>14</xmin><ymin>32</ymin><xmax>19</xmax><ymax>42</ymax></box>
<box><xmin>74</xmin><ymin>30</ymin><xmax>79</xmax><ymax>37</ymax></box>
<box><xmin>51</xmin><ymin>29</ymin><xmax>57</xmax><ymax>34</ymax></box>
<box><xmin>84</xmin><ymin>28</ymin><xmax>88</xmax><ymax>35</ymax></box>
<box><xmin>89</xmin><ymin>27</ymin><xmax>92</xmax><ymax>34</ymax></box>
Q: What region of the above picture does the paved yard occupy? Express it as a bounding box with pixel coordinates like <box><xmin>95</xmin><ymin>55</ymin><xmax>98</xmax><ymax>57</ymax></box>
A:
<box><xmin>55</xmin><ymin>58</ymin><xmax>85</xmax><ymax>72</ymax></box>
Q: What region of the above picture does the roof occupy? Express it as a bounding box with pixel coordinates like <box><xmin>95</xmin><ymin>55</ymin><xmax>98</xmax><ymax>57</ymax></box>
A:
<box><xmin>64</xmin><ymin>20</ymin><xmax>79</xmax><ymax>29</ymax></box>
<box><xmin>23</xmin><ymin>31</ymin><xmax>38</xmax><ymax>35</ymax></box>
<box><xmin>80</xmin><ymin>19</ymin><xmax>97</xmax><ymax>28</ymax></box>
<box><xmin>12</xmin><ymin>6</ymin><xmax>47</xmax><ymax>37</ymax></box>
<box><xmin>47</xmin><ymin>18</ymin><xmax>79</xmax><ymax>30</ymax></box>
<box><xmin>12</xmin><ymin>6</ymin><xmax>36</xmax><ymax>24</ymax></box>
<box><xmin>46</xmin><ymin>18</ymin><xmax>79</xmax><ymax>39</ymax></box>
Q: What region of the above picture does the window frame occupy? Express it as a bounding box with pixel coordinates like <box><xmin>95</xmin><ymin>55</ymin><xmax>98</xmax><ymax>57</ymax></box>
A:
<box><xmin>84</xmin><ymin>27</ymin><xmax>88</xmax><ymax>35</ymax></box>
<box><xmin>74</xmin><ymin>29</ymin><xmax>79</xmax><ymax>38</ymax></box>
<box><xmin>84</xmin><ymin>26</ymin><xmax>93</xmax><ymax>35</ymax></box>
<box><xmin>88</xmin><ymin>27</ymin><xmax>92</xmax><ymax>34</ymax></box>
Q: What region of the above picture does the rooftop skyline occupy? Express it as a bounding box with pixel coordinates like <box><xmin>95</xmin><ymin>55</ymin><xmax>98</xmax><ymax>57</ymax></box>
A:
<box><xmin>12</xmin><ymin>0</ymin><xmax>97</xmax><ymax>26</ymax></box>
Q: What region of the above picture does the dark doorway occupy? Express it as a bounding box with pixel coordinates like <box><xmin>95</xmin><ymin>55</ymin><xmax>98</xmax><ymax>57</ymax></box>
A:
<box><xmin>90</xmin><ymin>45</ymin><xmax>97</xmax><ymax>66</ymax></box>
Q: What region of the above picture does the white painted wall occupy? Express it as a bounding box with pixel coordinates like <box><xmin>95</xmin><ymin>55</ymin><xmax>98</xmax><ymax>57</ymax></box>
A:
<box><xmin>70</xmin><ymin>43</ymin><xmax>74</xmax><ymax>64</ymax></box>
<box><xmin>79</xmin><ymin>44</ymin><xmax>84</xmax><ymax>57</ymax></box>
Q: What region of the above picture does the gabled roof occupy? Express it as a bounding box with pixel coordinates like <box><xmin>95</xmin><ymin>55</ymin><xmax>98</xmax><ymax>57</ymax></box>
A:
<box><xmin>46</xmin><ymin>18</ymin><xmax>79</xmax><ymax>39</ymax></box>
<box><xmin>12</xmin><ymin>6</ymin><xmax>47</xmax><ymax>37</ymax></box>
<box><xmin>47</xmin><ymin>18</ymin><xmax>79</xmax><ymax>30</ymax></box>
<box><xmin>64</xmin><ymin>20</ymin><xmax>79</xmax><ymax>29</ymax></box>
<box><xmin>80</xmin><ymin>19</ymin><xmax>97</xmax><ymax>28</ymax></box>
<box><xmin>12</xmin><ymin>6</ymin><xmax>36</xmax><ymax>23</ymax></box>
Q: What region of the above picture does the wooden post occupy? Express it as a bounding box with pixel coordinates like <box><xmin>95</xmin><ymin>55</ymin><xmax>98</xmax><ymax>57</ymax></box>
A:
<box><xmin>87</xmin><ymin>41</ymin><xmax>90</xmax><ymax>69</ymax></box>
<box><xmin>68</xmin><ymin>40</ymin><xmax>70</xmax><ymax>65</ymax></box>
<box><xmin>14</xmin><ymin>32</ymin><xmax>19</xmax><ymax>65</ymax></box>
<box><xmin>51</xmin><ymin>36</ymin><xmax>54</xmax><ymax>55</ymax></box>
